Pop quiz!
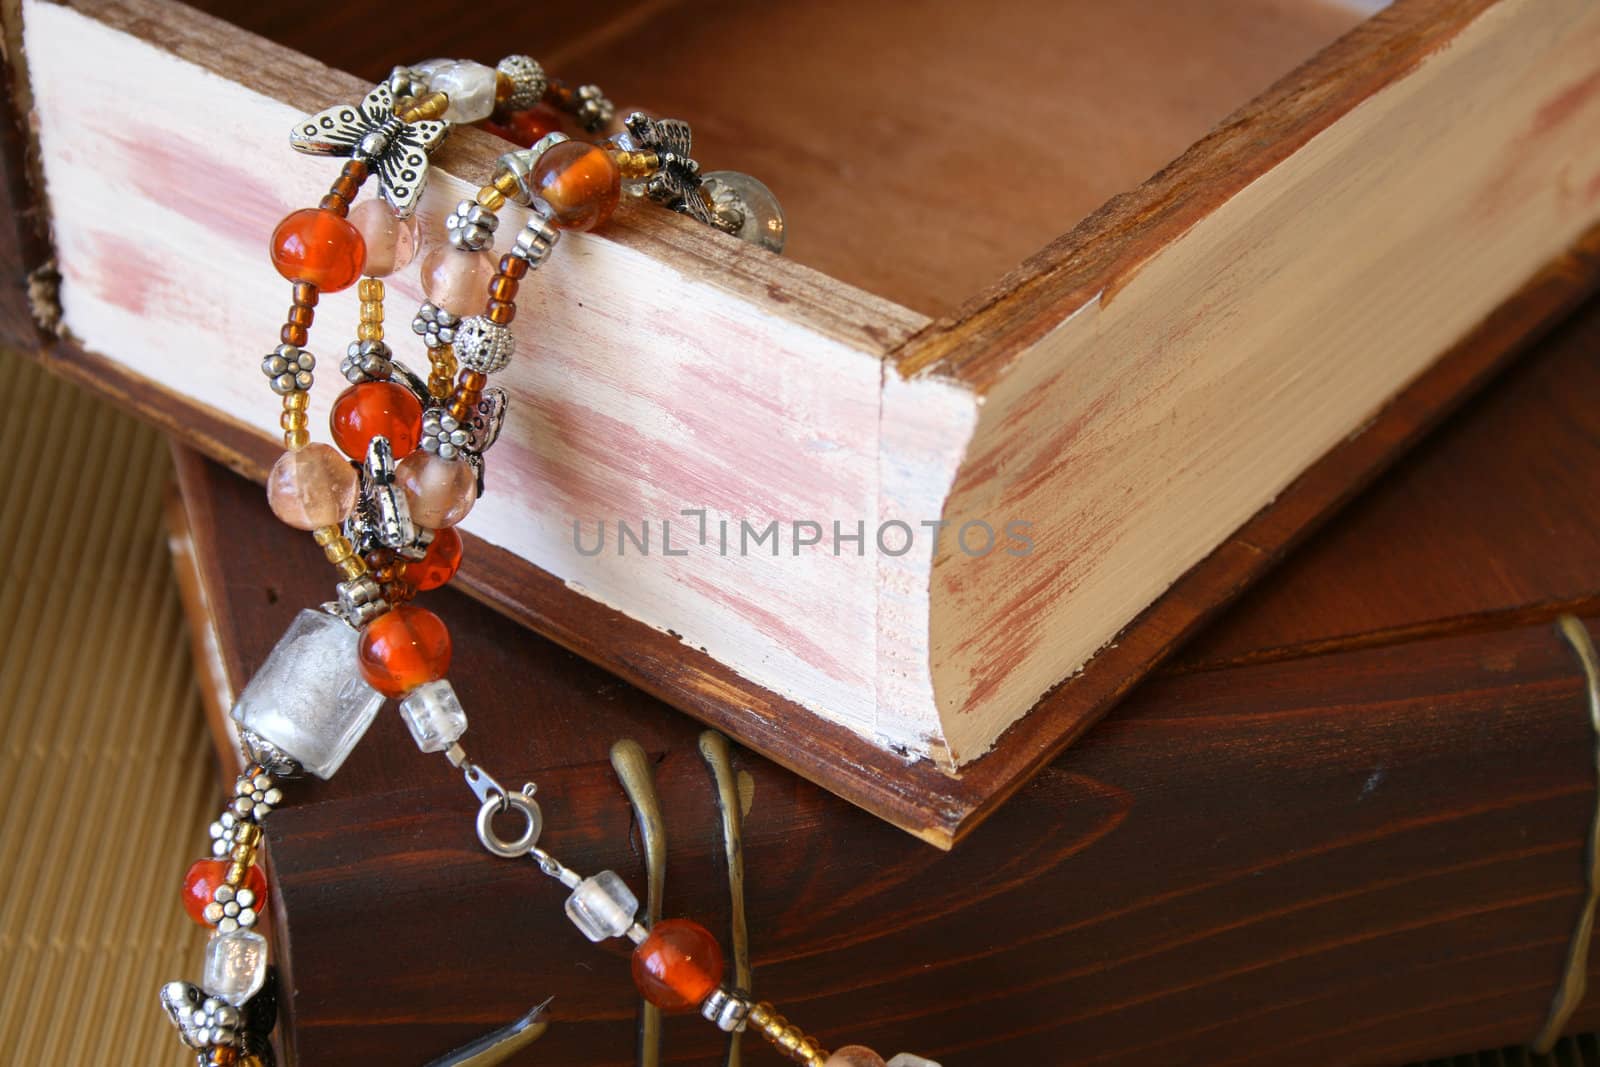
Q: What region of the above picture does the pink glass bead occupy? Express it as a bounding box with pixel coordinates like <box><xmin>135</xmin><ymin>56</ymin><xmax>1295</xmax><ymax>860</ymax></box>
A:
<box><xmin>825</xmin><ymin>1050</ymin><xmax>888</xmax><ymax>1067</ymax></box>
<box><xmin>395</xmin><ymin>451</ymin><xmax>477</xmax><ymax>528</ymax></box>
<box><xmin>348</xmin><ymin>199</ymin><xmax>419</xmax><ymax>278</ymax></box>
<box><xmin>266</xmin><ymin>444</ymin><xmax>359</xmax><ymax>530</ymax></box>
<box><xmin>421</xmin><ymin>247</ymin><xmax>497</xmax><ymax>318</ymax></box>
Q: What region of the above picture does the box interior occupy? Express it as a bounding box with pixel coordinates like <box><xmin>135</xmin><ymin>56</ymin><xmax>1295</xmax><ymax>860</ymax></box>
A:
<box><xmin>187</xmin><ymin>0</ymin><xmax>1377</xmax><ymax>318</ymax></box>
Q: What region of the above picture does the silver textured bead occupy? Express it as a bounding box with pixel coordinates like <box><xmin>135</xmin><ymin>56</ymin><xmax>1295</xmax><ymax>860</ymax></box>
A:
<box><xmin>572</xmin><ymin>83</ymin><xmax>614</xmax><ymax>132</ymax></box>
<box><xmin>160</xmin><ymin>982</ymin><xmax>244</xmax><ymax>1049</ymax></box>
<box><xmin>445</xmin><ymin>198</ymin><xmax>499</xmax><ymax>251</ymax></box>
<box><xmin>564</xmin><ymin>870</ymin><xmax>638</xmax><ymax>941</ymax></box>
<box><xmin>412</xmin><ymin>301</ymin><xmax>459</xmax><ymax>348</ymax></box>
<box><xmin>453</xmin><ymin>316</ymin><xmax>515</xmax><ymax>375</ymax></box>
<box><xmin>261</xmin><ymin>343</ymin><xmax>314</xmax><ymax>395</ymax></box>
<box><xmin>238</xmin><ymin>728</ymin><xmax>303</xmax><ymax>779</ymax></box>
<box><xmin>362</xmin><ymin>435</ymin><xmax>414</xmax><ymax>549</ymax></box>
<box><xmin>496</xmin><ymin>55</ymin><xmax>547</xmax><ymax>112</ymax></box>
<box><xmin>341</xmin><ymin>339</ymin><xmax>393</xmax><ymax>383</ymax></box>
<box><xmin>701</xmin><ymin>986</ymin><xmax>752</xmax><ymax>1032</ymax></box>
<box><xmin>420</xmin><ymin>407</ymin><xmax>473</xmax><ymax>461</ymax></box>
<box><xmin>703</xmin><ymin>170</ymin><xmax>787</xmax><ymax>253</ymax></box>
<box><xmin>336</xmin><ymin>575</ymin><xmax>389</xmax><ymax>628</ymax></box>
<box><xmin>398</xmin><ymin>678</ymin><xmax>469</xmax><ymax>752</ymax></box>
<box><xmin>510</xmin><ymin>207</ymin><xmax>561</xmax><ymax>267</ymax></box>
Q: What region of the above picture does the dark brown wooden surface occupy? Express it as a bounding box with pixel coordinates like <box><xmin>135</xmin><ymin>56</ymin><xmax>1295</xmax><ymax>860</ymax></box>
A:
<box><xmin>171</xmin><ymin>287</ymin><xmax>1600</xmax><ymax>1064</ymax></box>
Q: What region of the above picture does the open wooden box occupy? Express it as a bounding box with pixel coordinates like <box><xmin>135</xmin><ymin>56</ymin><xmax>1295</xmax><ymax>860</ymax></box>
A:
<box><xmin>15</xmin><ymin>0</ymin><xmax>1600</xmax><ymax>845</ymax></box>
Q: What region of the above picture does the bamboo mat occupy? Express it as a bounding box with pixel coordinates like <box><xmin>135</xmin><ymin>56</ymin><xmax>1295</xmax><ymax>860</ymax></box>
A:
<box><xmin>0</xmin><ymin>349</ymin><xmax>208</xmax><ymax>1066</ymax></box>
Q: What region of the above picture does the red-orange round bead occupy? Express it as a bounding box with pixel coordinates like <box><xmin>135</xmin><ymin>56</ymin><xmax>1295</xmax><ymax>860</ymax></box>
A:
<box><xmin>329</xmin><ymin>381</ymin><xmax>423</xmax><ymax>460</ymax></box>
<box><xmin>357</xmin><ymin>604</ymin><xmax>453</xmax><ymax>697</ymax></box>
<box><xmin>270</xmin><ymin>208</ymin><xmax>366</xmax><ymax>292</ymax></box>
<box><xmin>631</xmin><ymin>918</ymin><xmax>725</xmax><ymax>1012</ymax></box>
<box><xmin>485</xmin><ymin>105</ymin><xmax>564</xmax><ymax>148</ymax></box>
<box><xmin>410</xmin><ymin>526</ymin><xmax>463</xmax><ymax>592</ymax></box>
<box><xmin>182</xmin><ymin>859</ymin><xmax>269</xmax><ymax>925</ymax></box>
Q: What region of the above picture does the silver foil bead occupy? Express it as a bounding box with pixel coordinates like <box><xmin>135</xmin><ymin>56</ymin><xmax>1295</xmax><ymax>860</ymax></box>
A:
<box><xmin>398</xmin><ymin>678</ymin><xmax>468</xmax><ymax>752</ymax></box>
<box><xmin>261</xmin><ymin>343</ymin><xmax>314</xmax><ymax>395</ymax></box>
<box><xmin>565</xmin><ymin>870</ymin><xmax>639</xmax><ymax>941</ymax></box>
<box><xmin>342</xmin><ymin>339</ymin><xmax>393</xmax><ymax>383</ymax></box>
<box><xmin>229</xmin><ymin>608</ymin><xmax>385</xmax><ymax>779</ymax></box>
<box><xmin>703</xmin><ymin>170</ymin><xmax>787</xmax><ymax>254</ymax></box>
<box><xmin>510</xmin><ymin>207</ymin><xmax>561</xmax><ymax>267</ymax></box>
<box><xmin>421</xmin><ymin>407</ymin><xmax>473</xmax><ymax>461</ymax></box>
<box><xmin>336</xmin><ymin>575</ymin><xmax>389</xmax><ymax>628</ymax></box>
<box><xmin>238</xmin><ymin>728</ymin><xmax>303</xmax><ymax>779</ymax></box>
<box><xmin>445</xmin><ymin>198</ymin><xmax>499</xmax><ymax>252</ymax></box>
<box><xmin>453</xmin><ymin>316</ymin><xmax>515</xmax><ymax>375</ymax></box>
<box><xmin>496</xmin><ymin>55</ymin><xmax>548</xmax><ymax>113</ymax></box>
<box><xmin>412</xmin><ymin>301</ymin><xmax>459</xmax><ymax>349</ymax></box>
<box><xmin>701</xmin><ymin>986</ymin><xmax>752</xmax><ymax>1032</ymax></box>
<box><xmin>573</xmin><ymin>83</ymin><xmax>614</xmax><ymax>132</ymax></box>
<box><xmin>363</xmin><ymin>435</ymin><xmax>414</xmax><ymax>548</ymax></box>
<box><xmin>203</xmin><ymin>928</ymin><xmax>269</xmax><ymax>1007</ymax></box>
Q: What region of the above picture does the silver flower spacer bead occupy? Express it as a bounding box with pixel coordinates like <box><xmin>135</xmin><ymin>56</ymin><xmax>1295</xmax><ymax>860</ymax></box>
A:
<box><xmin>421</xmin><ymin>407</ymin><xmax>473</xmax><ymax>461</ymax></box>
<box><xmin>445</xmin><ymin>198</ymin><xmax>499</xmax><ymax>252</ymax></box>
<box><xmin>261</xmin><ymin>343</ymin><xmax>314</xmax><ymax>395</ymax></box>
<box><xmin>453</xmin><ymin>316</ymin><xmax>515</xmax><ymax>375</ymax></box>
<box><xmin>496</xmin><ymin>55</ymin><xmax>548</xmax><ymax>113</ymax></box>
<box><xmin>342</xmin><ymin>339</ymin><xmax>393</xmax><ymax>383</ymax></box>
<box><xmin>412</xmin><ymin>301</ymin><xmax>460</xmax><ymax>349</ymax></box>
<box><xmin>573</xmin><ymin>83</ymin><xmax>614</xmax><ymax>132</ymax></box>
<box><xmin>239</xmin><ymin>728</ymin><xmax>303</xmax><ymax>779</ymax></box>
<box><xmin>510</xmin><ymin>207</ymin><xmax>561</xmax><ymax>268</ymax></box>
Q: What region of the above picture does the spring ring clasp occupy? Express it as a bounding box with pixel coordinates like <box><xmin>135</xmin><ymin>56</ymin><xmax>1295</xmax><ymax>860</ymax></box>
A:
<box><xmin>476</xmin><ymin>786</ymin><xmax>543</xmax><ymax>858</ymax></box>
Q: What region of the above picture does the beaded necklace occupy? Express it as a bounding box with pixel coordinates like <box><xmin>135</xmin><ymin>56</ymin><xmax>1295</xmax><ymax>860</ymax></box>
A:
<box><xmin>157</xmin><ymin>55</ymin><xmax>937</xmax><ymax>1067</ymax></box>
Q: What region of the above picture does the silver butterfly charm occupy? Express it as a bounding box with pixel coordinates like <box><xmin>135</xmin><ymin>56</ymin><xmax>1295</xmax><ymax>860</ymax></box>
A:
<box><xmin>290</xmin><ymin>83</ymin><xmax>448</xmax><ymax>216</ymax></box>
<box><xmin>622</xmin><ymin>112</ymin><xmax>714</xmax><ymax>225</ymax></box>
<box><xmin>467</xmin><ymin>387</ymin><xmax>508</xmax><ymax>454</ymax></box>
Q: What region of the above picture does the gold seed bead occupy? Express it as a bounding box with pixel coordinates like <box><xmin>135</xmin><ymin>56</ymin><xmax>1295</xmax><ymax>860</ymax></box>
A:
<box><xmin>234</xmin><ymin>823</ymin><xmax>263</xmax><ymax>847</ymax></box>
<box><xmin>399</xmin><ymin>91</ymin><xmax>449</xmax><ymax>123</ymax></box>
<box><xmin>428</xmin><ymin>345</ymin><xmax>458</xmax><ymax>402</ymax></box>
<box><xmin>357</xmin><ymin>278</ymin><xmax>384</xmax><ymax>302</ymax></box>
<box><xmin>612</xmin><ymin>148</ymin><xmax>660</xmax><ymax>180</ymax></box>
<box><xmin>476</xmin><ymin>184</ymin><xmax>506</xmax><ymax>211</ymax></box>
<box><xmin>495</xmin><ymin>70</ymin><xmax>515</xmax><ymax>106</ymax></box>
<box><xmin>284</xmin><ymin>428</ymin><xmax>310</xmax><ymax>450</ymax></box>
<box><xmin>360</xmin><ymin>302</ymin><xmax>384</xmax><ymax>324</ymax></box>
<box><xmin>357</xmin><ymin>322</ymin><xmax>384</xmax><ymax>342</ymax></box>
<box><xmin>493</xmin><ymin>170</ymin><xmax>521</xmax><ymax>197</ymax></box>
<box><xmin>280</xmin><ymin>409</ymin><xmax>308</xmax><ymax>432</ymax></box>
<box><xmin>283</xmin><ymin>391</ymin><xmax>309</xmax><ymax>412</ymax></box>
<box><xmin>312</xmin><ymin>525</ymin><xmax>341</xmax><ymax>548</ymax></box>
<box><xmin>746</xmin><ymin>1004</ymin><xmax>828</xmax><ymax>1065</ymax></box>
<box><xmin>336</xmin><ymin>557</ymin><xmax>367</xmax><ymax>581</ymax></box>
<box><xmin>224</xmin><ymin>861</ymin><xmax>249</xmax><ymax>886</ymax></box>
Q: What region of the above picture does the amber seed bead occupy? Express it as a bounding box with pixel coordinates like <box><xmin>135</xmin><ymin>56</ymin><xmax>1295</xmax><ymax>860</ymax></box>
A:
<box><xmin>499</xmin><ymin>254</ymin><xmax>529</xmax><ymax>279</ymax></box>
<box><xmin>357</xmin><ymin>604</ymin><xmax>453</xmax><ymax>698</ymax></box>
<box><xmin>488</xmin><ymin>274</ymin><xmax>519</xmax><ymax>302</ymax></box>
<box><xmin>292</xmin><ymin>281</ymin><xmax>319</xmax><ymax>308</ymax></box>
<box><xmin>486</xmin><ymin>300</ymin><xmax>516</xmax><ymax>325</ymax></box>
<box><xmin>281</xmin><ymin>323</ymin><xmax>309</xmax><ymax>347</ymax></box>
<box><xmin>631</xmin><ymin>918</ymin><xmax>726</xmax><ymax>1013</ymax></box>
<box><xmin>530</xmin><ymin>140</ymin><xmax>622</xmax><ymax>231</ymax></box>
<box><xmin>270</xmin><ymin>207</ymin><xmax>366</xmax><ymax>291</ymax></box>
<box><xmin>286</xmin><ymin>304</ymin><xmax>314</xmax><ymax>328</ymax></box>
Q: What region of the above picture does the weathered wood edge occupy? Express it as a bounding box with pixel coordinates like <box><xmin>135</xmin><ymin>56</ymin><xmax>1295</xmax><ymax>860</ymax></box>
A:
<box><xmin>39</xmin><ymin>0</ymin><xmax>928</xmax><ymax>356</ymax></box>
<box><xmin>77</xmin><ymin>217</ymin><xmax>1600</xmax><ymax>849</ymax></box>
<box><xmin>891</xmin><ymin>0</ymin><xmax>1493</xmax><ymax>386</ymax></box>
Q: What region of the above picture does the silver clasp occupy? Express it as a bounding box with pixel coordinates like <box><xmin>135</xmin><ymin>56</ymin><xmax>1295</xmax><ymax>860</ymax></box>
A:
<box><xmin>476</xmin><ymin>785</ymin><xmax>543</xmax><ymax>859</ymax></box>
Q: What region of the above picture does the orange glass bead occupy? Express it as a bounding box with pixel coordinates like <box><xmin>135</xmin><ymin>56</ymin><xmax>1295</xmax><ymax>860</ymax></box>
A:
<box><xmin>531</xmin><ymin>140</ymin><xmax>621</xmax><ymax>231</ymax></box>
<box><xmin>357</xmin><ymin>604</ymin><xmax>452</xmax><ymax>697</ymax></box>
<box><xmin>410</xmin><ymin>526</ymin><xmax>463</xmax><ymax>591</ymax></box>
<box><xmin>329</xmin><ymin>381</ymin><xmax>423</xmax><ymax>460</ymax></box>
<box><xmin>182</xmin><ymin>859</ymin><xmax>268</xmax><ymax>925</ymax></box>
<box><xmin>270</xmin><ymin>208</ymin><xmax>366</xmax><ymax>292</ymax></box>
<box><xmin>485</xmin><ymin>104</ymin><xmax>564</xmax><ymax>147</ymax></box>
<box><xmin>631</xmin><ymin>919</ymin><xmax>725</xmax><ymax>1013</ymax></box>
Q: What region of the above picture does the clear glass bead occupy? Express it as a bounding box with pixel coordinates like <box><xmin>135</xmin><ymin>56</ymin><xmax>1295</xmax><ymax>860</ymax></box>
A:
<box><xmin>398</xmin><ymin>678</ymin><xmax>468</xmax><ymax>752</ymax></box>
<box><xmin>886</xmin><ymin>1056</ymin><xmax>942</xmax><ymax>1067</ymax></box>
<box><xmin>202</xmin><ymin>929</ymin><xmax>269</xmax><ymax>1006</ymax></box>
<box><xmin>429</xmin><ymin>60</ymin><xmax>499</xmax><ymax>123</ymax></box>
<box><xmin>230</xmin><ymin>609</ymin><xmax>385</xmax><ymax>779</ymax></box>
<box><xmin>703</xmin><ymin>170</ymin><xmax>786</xmax><ymax>253</ymax></box>
<box><xmin>564</xmin><ymin>870</ymin><xmax>638</xmax><ymax>941</ymax></box>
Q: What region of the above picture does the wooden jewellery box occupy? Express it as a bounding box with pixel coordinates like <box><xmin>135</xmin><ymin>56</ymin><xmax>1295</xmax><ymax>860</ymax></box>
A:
<box><xmin>10</xmin><ymin>0</ymin><xmax>1600</xmax><ymax>844</ymax></box>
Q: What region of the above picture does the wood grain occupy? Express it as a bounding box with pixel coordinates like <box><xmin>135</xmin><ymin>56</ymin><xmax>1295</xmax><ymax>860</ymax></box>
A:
<box><xmin>171</xmin><ymin>289</ymin><xmax>1600</xmax><ymax>1062</ymax></box>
